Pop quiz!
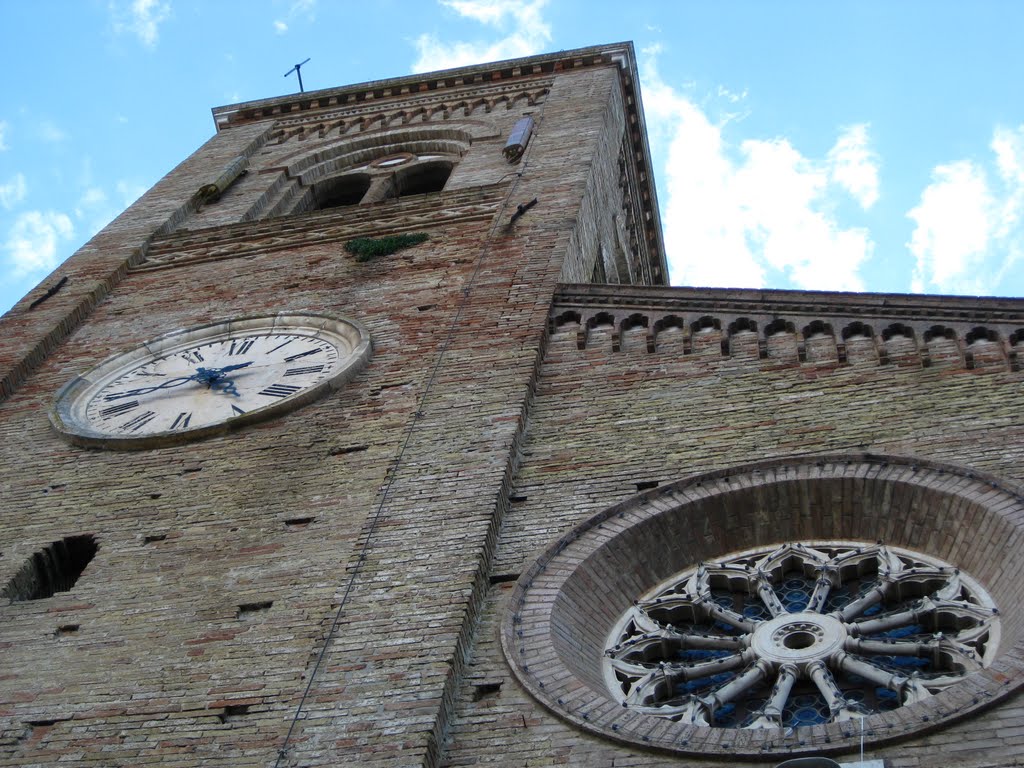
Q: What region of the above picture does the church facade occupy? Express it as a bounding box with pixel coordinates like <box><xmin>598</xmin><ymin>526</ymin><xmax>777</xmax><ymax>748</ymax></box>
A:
<box><xmin>1</xmin><ymin>42</ymin><xmax>1023</xmax><ymax>768</ymax></box>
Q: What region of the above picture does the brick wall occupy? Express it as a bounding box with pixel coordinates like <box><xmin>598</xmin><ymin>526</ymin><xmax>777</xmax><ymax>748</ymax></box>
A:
<box><xmin>441</xmin><ymin>287</ymin><xmax>1024</xmax><ymax>768</ymax></box>
<box><xmin>0</xmin><ymin>53</ymin><xmax>642</xmax><ymax>767</ymax></box>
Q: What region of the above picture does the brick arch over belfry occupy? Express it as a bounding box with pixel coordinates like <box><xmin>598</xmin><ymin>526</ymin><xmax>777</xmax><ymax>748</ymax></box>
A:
<box><xmin>247</xmin><ymin>125</ymin><xmax>483</xmax><ymax>220</ymax></box>
<box><xmin>230</xmin><ymin>86</ymin><xmax>545</xmax><ymax>222</ymax></box>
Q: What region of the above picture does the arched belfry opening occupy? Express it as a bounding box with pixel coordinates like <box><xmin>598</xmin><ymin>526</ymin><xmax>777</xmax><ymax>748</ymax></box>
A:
<box><xmin>393</xmin><ymin>159</ymin><xmax>453</xmax><ymax>198</ymax></box>
<box><xmin>314</xmin><ymin>173</ymin><xmax>372</xmax><ymax>210</ymax></box>
<box><xmin>257</xmin><ymin>127</ymin><xmax>474</xmax><ymax>219</ymax></box>
<box><xmin>309</xmin><ymin>156</ymin><xmax>456</xmax><ymax>210</ymax></box>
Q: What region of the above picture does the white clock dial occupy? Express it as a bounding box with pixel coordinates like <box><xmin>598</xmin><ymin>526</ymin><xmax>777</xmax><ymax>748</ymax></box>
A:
<box><xmin>51</xmin><ymin>313</ymin><xmax>371</xmax><ymax>449</ymax></box>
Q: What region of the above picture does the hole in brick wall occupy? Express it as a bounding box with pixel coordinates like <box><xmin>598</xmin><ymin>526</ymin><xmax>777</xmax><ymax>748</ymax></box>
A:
<box><xmin>2</xmin><ymin>535</ymin><xmax>98</xmax><ymax>602</ymax></box>
<box><xmin>285</xmin><ymin>517</ymin><xmax>315</xmax><ymax>529</ymax></box>
<box><xmin>329</xmin><ymin>444</ymin><xmax>369</xmax><ymax>456</ymax></box>
<box><xmin>149</xmin><ymin>493</ymin><xmax>162</xmax><ymax>500</ymax></box>
<box><xmin>143</xmin><ymin>534</ymin><xmax>167</xmax><ymax>544</ymax></box>
<box><xmin>472</xmin><ymin>682</ymin><xmax>503</xmax><ymax>701</ymax></box>
<box><xmin>237</xmin><ymin>600</ymin><xmax>273</xmax><ymax>618</ymax></box>
<box><xmin>489</xmin><ymin>573</ymin><xmax>519</xmax><ymax>585</ymax></box>
<box><xmin>509</xmin><ymin>494</ymin><xmax>528</xmax><ymax>504</ymax></box>
<box><xmin>417</xmin><ymin>304</ymin><xmax>437</xmax><ymax>311</ymax></box>
<box><xmin>635</xmin><ymin>480</ymin><xmax>659</xmax><ymax>491</ymax></box>
<box><xmin>180</xmin><ymin>466</ymin><xmax>203</xmax><ymax>475</ymax></box>
<box><xmin>218</xmin><ymin>704</ymin><xmax>251</xmax><ymax>723</ymax></box>
<box><xmin>56</xmin><ymin>624</ymin><xmax>79</xmax><ymax>636</ymax></box>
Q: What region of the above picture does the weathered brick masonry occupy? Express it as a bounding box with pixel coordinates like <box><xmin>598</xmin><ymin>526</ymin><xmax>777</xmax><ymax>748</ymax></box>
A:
<box><xmin>1</xmin><ymin>43</ymin><xmax>1023</xmax><ymax>768</ymax></box>
<box><xmin>441</xmin><ymin>287</ymin><xmax>1024</xmax><ymax>768</ymax></box>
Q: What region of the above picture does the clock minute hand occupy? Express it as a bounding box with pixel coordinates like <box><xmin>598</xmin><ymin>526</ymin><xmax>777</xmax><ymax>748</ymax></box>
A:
<box><xmin>103</xmin><ymin>374</ymin><xmax>203</xmax><ymax>400</ymax></box>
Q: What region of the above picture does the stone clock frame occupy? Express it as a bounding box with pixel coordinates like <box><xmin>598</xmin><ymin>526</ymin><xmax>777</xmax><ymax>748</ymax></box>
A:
<box><xmin>49</xmin><ymin>311</ymin><xmax>371</xmax><ymax>450</ymax></box>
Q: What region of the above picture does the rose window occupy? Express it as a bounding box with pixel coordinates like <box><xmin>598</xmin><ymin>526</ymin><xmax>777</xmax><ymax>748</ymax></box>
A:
<box><xmin>604</xmin><ymin>542</ymin><xmax>999</xmax><ymax>729</ymax></box>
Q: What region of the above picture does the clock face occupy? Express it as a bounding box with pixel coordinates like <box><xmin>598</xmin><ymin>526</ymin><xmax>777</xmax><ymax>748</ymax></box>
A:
<box><xmin>51</xmin><ymin>313</ymin><xmax>371</xmax><ymax>449</ymax></box>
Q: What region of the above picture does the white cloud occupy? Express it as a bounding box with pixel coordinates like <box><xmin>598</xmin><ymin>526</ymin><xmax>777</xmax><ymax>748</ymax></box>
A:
<box><xmin>0</xmin><ymin>120</ymin><xmax>8</xmax><ymax>151</ymax></box>
<box><xmin>640</xmin><ymin>47</ymin><xmax>875</xmax><ymax>292</ymax></box>
<box><xmin>111</xmin><ymin>0</ymin><xmax>172</xmax><ymax>48</ymax></box>
<box><xmin>908</xmin><ymin>125</ymin><xmax>1024</xmax><ymax>295</ymax></box>
<box><xmin>75</xmin><ymin>187</ymin><xmax>108</xmax><ymax>215</ymax></box>
<box><xmin>412</xmin><ymin>0</ymin><xmax>551</xmax><ymax>73</ymax></box>
<box><xmin>272</xmin><ymin>0</ymin><xmax>316</xmax><ymax>34</ymax></box>
<box><xmin>0</xmin><ymin>173</ymin><xmax>27</xmax><ymax>209</ymax></box>
<box><xmin>441</xmin><ymin>0</ymin><xmax>507</xmax><ymax>25</ymax></box>
<box><xmin>827</xmin><ymin>123</ymin><xmax>880</xmax><ymax>209</ymax></box>
<box><xmin>39</xmin><ymin>120</ymin><xmax>67</xmax><ymax>143</ymax></box>
<box><xmin>3</xmin><ymin>211</ymin><xmax>74</xmax><ymax>278</ymax></box>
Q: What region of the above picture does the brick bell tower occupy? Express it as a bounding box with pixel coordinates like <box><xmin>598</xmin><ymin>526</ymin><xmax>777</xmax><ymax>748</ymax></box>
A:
<box><xmin>0</xmin><ymin>43</ymin><xmax>666</xmax><ymax>766</ymax></box>
<box><xmin>5</xmin><ymin>42</ymin><xmax>1024</xmax><ymax>768</ymax></box>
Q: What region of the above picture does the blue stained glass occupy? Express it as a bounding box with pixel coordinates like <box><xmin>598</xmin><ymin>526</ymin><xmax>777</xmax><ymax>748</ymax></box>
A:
<box><xmin>876</xmin><ymin>687</ymin><xmax>900</xmax><ymax>710</ymax></box>
<box><xmin>743</xmin><ymin>604</ymin><xmax>770</xmax><ymax>619</ymax></box>
<box><xmin>675</xmin><ymin>671</ymin><xmax>736</xmax><ymax>697</ymax></box>
<box><xmin>676</xmin><ymin>649</ymin><xmax>732</xmax><ymax>662</ymax></box>
<box><xmin>785</xmin><ymin>591</ymin><xmax>810</xmax><ymax>611</ymax></box>
<box><xmin>714</xmin><ymin>702</ymin><xmax>737</xmax><ymax>727</ymax></box>
<box><xmin>872</xmin><ymin>654</ymin><xmax>930</xmax><ymax>672</ymax></box>
<box><xmin>792</xmin><ymin>706</ymin><xmax>827</xmax><ymax>725</ymax></box>
<box><xmin>874</xmin><ymin>624</ymin><xmax>924</xmax><ymax>640</ymax></box>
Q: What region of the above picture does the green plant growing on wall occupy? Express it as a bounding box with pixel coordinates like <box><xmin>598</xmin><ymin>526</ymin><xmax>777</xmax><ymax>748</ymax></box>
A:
<box><xmin>345</xmin><ymin>233</ymin><xmax>429</xmax><ymax>262</ymax></box>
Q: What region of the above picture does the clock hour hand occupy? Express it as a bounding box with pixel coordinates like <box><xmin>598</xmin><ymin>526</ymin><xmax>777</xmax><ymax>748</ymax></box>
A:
<box><xmin>212</xmin><ymin>362</ymin><xmax>253</xmax><ymax>374</ymax></box>
<box><xmin>193</xmin><ymin>363</ymin><xmax>253</xmax><ymax>397</ymax></box>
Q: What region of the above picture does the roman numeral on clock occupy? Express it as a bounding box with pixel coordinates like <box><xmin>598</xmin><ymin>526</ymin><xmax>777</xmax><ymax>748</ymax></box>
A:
<box><xmin>284</xmin><ymin>365</ymin><xmax>325</xmax><ymax>376</ymax></box>
<box><xmin>100</xmin><ymin>400</ymin><xmax>139</xmax><ymax>419</ymax></box>
<box><xmin>169</xmin><ymin>412</ymin><xmax>192</xmax><ymax>430</ymax></box>
<box><xmin>119</xmin><ymin>411</ymin><xmax>157</xmax><ymax>432</ymax></box>
<box><xmin>258</xmin><ymin>383</ymin><xmax>302</xmax><ymax>398</ymax></box>
<box><xmin>229</xmin><ymin>338</ymin><xmax>256</xmax><ymax>356</ymax></box>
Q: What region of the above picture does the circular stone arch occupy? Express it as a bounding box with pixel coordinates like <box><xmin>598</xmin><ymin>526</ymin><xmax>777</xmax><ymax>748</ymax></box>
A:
<box><xmin>502</xmin><ymin>455</ymin><xmax>1024</xmax><ymax>759</ymax></box>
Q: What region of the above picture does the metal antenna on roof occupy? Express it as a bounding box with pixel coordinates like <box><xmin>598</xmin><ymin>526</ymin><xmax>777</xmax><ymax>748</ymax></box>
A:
<box><xmin>284</xmin><ymin>58</ymin><xmax>311</xmax><ymax>93</ymax></box>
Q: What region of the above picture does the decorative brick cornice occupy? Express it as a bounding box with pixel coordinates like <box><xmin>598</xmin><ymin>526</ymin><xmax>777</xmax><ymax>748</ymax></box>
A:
<box><xmin>556</xmin><ymin>283</ymin><xmax>1024</xmax><ymax>323</ymax></box>
<box><xmin>213</xmin><ymin>44</ymin><xmax>630</xmax><ymax>130</ymax></box>
<box><xmin>212</xmin><ymin>43</ymin><xmax>667</xmax><ymax>284</ymax></box>
<box><xmin>552</xmin><ymin>284</ymin><xmax>1024</xmax><ymax>372</ymax></box>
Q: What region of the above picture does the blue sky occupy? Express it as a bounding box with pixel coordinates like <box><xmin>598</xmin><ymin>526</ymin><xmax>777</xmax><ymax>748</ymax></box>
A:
<box><xmin>2</xmin><ymin>0</ymin><xmax>1024</xmax><ymax>315</ymax></box>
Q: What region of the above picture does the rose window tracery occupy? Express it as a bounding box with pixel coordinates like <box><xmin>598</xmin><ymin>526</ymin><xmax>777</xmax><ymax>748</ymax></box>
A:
<box><xmin>604</xmin><ymin>542</ymin><xmax>999</xmax><ymax>729</ymax></box>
